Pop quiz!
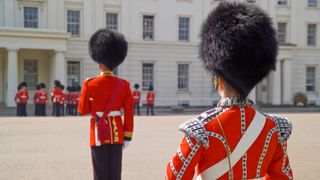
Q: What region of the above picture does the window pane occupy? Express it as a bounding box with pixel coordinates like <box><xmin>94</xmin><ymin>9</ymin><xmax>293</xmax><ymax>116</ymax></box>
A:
<box><xmin>307</xmin><ymin>24</ymin><xmax>317</xmax><ymax>46</ymax></box>
<box><xmin>306</xmin><ymin>67</ymin><xmax>316</xmax><ymax>92</ymax></box>
<box><xmin>278</xmin><ymin>0</ymin><xmax>287</xmax><ymax>5</ymax></box>
<box><xmin>67</xmin><ymin>61</ymin><xmax>80</xmax><ymax>87</ymax></box>
<box><xmin>24</xmin><ymin>7</ymin><xmax>38</xmax><ymax>28</ymax></box>
<box><xmin>142</xmin><ymin>63</ymin><xmax>154</xmax><ymax>90</ymax></box>
<box><xmin>143</xmin><ymin>16</ymin><xmax>154</xmax><ymax>40</ymax></box>
<box><xmin>24</xmin><ymin>60</ymin><xmax>38</xmax><ymax>89</ymax></box>
<box><xmin>106</xmin><ymin>13</ymin><xmax>118</xmax><ymax>31</ymax></box>
<box><xmin>308</xmin><ymin>0</ymin><xmax>317</xmax><ymax>7</ymax></box>
<box><xmin>277</xmin><ymin>23</ymin><xmax>287</xmax><ymax>44</ymax></box>
<box><xmin>178</xmin><ymin>64</ymin><xmax>189</xmax><ymax>90</ymax></box>
<box><xmin>179</xmin><ymin>17</ymin><xmax>190</xmax><ymax>41</ymax></box>
<box><xmin>67</xmin><ymin>10</ymin><xmax>80</xmax><ymax>37</ymax></box>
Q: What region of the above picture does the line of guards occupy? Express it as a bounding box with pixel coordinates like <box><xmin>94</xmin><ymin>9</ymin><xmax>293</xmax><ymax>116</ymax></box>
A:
<box><xmin>14</xmin><ymin>80</ymin><xmax>81</xmax><ymax>117</ymax></box>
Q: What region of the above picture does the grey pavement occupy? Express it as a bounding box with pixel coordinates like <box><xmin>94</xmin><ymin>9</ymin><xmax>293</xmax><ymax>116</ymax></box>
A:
<box><xmin>0</xmin><ymin>114</ymin><xmax>319</xmax><ymax>180</ymax></box>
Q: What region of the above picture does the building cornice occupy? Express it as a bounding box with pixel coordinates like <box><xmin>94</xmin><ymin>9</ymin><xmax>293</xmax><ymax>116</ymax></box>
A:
<box><xmin>0</xmin><ymin>27</ymin><xmax>69</xmax><ymax>39</ymax></box>
<box><xmin>129</xmin><ymin>40</ymin><xmax>199</xmax><ymax>47</ymax></box>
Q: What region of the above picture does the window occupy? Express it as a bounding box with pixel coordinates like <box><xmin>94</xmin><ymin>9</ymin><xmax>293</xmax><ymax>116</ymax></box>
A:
<box><xmin>67</xmin><ymin>10</ymin><xmax>80</xmax><ymax>37</ymax></box>
<box><xmin>24</xmin><ymin>7</ymin><xmax>38</xmax><ymax>28</ymax></box>
<box><xmin>142</xmin><ymin>63</ymin><xmax>154</xmax><ymax>90</ymax></box>
<box><xmin>247</xmin><ymin>0</ymin><xmax>256</xmax><ymax>3</ymax></box>
<box><xmin>308</xmin><ymin>0</ymin><xmax>317</xmax><ymax>7</ymax></box>
<box><xmin>106</xmin><ymin>13</ymin><xmax>118</xmax><ymax>31</ymax></box>
<box><xmin>277</xmin><ymin>23</ymin><xmax>287</xmax><ymax>44</ymax></box>
<box><xmin>143</xmin><ymin>15</ymin><xmax>154</xmax><ymax>40</ymax></box>
<box><xmin>306</xmin><ymin>67</ymin><xmax>316</xmax><ymax>92</ymax></box>
<box><xmin>307</xmin><ymin>24</ymin><xmax>317</xmax><ymax>46</ymax></box>
<box><xmin>278</xmin><ymin>0</ymin><xmax>287</xmax><ymax>5</ymax></box>
<box><xmin>178</xmin><ymin>64</ymin><xmax>189</xmax><ymax>91</ymax></box>
<box><xmin>67</xmin><ymin>61</ymin><xmax>81</xmax><ymax>87</ymax></box>
<box><xmin>24</xmin><ymin>60</ymin><xmax>38</xmax><ymax>89</ymax></box>
<box><xmin>179</xmin><ymin>17</ymin><xmax>190</xmax><ymax>41</ymax></box>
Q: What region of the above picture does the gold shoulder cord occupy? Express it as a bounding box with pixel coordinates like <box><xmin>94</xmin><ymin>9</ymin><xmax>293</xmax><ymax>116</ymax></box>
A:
<box><xmin>217</xmin><ymin>116</ymin><xmax>233</xmax><ymax>180</ymax></box>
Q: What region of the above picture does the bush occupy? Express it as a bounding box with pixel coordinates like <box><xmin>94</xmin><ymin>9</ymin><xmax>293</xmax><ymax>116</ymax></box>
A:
<box><xmin>293</xmin><ymin>92</ymin><xmax>308</xmax><ymax>106</ymax></box>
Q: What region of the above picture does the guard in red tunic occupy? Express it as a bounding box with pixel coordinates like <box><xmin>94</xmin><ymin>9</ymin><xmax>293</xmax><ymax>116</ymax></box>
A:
<box><xmin>78</xmin><ymin>28</ymin><xmax>133</xmax><ymax>180</ymax></box>
<box><xmin>38</xmin><ymin>83</ymin><xmax>48</xmax><ymax>116</ymax></box>
<box><xmin>65</xmin><ymin>86</ymin><xmax>72</xmax><ymax>115</ymax></box>
<box><xmin>75</xmin><ymin>85</ymin><xmax>81</xmax><ymax>116</ymax></box>
<box><xmin>51</xmin><ymin>80</ymin><xmax>63</xmax><ymax>117</ymax></box>
<box><xmin>146</xmin><ymin>85</ymin><xmax>155</xmax><ymax>116</ymax></box>
<box><xmin>15</xmin><ymin>81</ymin><xmax>29</xmax><ymax>116</ymax></box>
<box><xmin>167</xmin><ymin>2</ymin><xmax>293</xmax><ymax>180</ymax></box>
<box><xmin>33</xmin><ymin>84</ymin><xmax>41</xmax><ymax>116</ymax></box>
<box><xmin>60</xmin><ymin>85</ymin><xmax>65</xmax><ymax>116</ymax></box>
<box><xmin>133</xmin><ymin>84</ymin><xmax>141</xmax><ymax>115</ymax></box>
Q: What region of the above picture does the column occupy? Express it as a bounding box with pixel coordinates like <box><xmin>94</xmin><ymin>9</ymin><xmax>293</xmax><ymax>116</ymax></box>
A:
<box><xmin>52</xmin><ymin>51</ymin><xmax>66</xmax><ymax>86</ymax></box>
<box><xmin>121</xmin><ymin>0</ymin><xmax>130</xmax><ymax>38</ymax></box>
<box><xmin>95</xmin><ymin>0</ymin><xmax>104</xmax><ymax>30</ymax></box>
<box><xmin>6</xmin><ymin>49</ymin><xmax>19</xmax><ymax>107</ymax></box>
<box><xmin>4</xmin><ymin>0</ymin><xmax>14</xmax><ymax>27</ymax></box>
<box><xmin>272</xmin><ymin>60</ymin><xmax>281</xmax><ymax>105</ymax></box>
<box><xmin>84</xmin><ymin>0</ymin><xmax>92</xmax><ymax>36</ymax></box>
<box><xmin>48</xmin><ymin>0</ymin><xmax>58</xmax><ymax>29</ymax></box>
<box><xmin>283</xmin><ymin>59</ymin><xmax>292</xmax><ymax>104</ymax></box>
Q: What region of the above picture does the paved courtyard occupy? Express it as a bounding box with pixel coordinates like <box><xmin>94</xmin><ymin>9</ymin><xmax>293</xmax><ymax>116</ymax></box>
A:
<box><xmin>0</xmin><ymin>113</ymin><xmax>319</xmax><ymax>180</ymax></box>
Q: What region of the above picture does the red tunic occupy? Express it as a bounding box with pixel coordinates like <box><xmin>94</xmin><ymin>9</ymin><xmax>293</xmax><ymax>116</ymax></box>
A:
<box><xmin>15</xmin><ymin>88</ymin><xmax>29</xmax><ymax>104</ymax></box>
<box><xmin>167</xmin><ymin>99</ymin><xmax>293</xmax><ymax>180</ymax></box>
<box><xmin>33</xmin><ymin>90</ymin><xmax>41</xmax><ymax>105</ymax></box>
<box><xmin>78</xmin><ymin>73</ymin><xmax>134</xmax><ymax>147</ymax></box>
<box><xmin>38</xmin><ymin>90</ymin><xmax>48</xmax><ymax>104</ymax></box>
<box><xmin>146</xmin><ymin>91</ymin><xmax>155</xmax><ymax>105</ymax></box>
<box><xmin>60</xmin><ymin>92</ymin><xmax>65</xmax><ymax>105</ymax></box>
<box><xmin>51</xmin><ymin>88</ymin><xmax>63</xmax><ymax>103</ymax></box>
<box><xmin>133</xmin><ymin>90</ymin><xmax>141</xmax><ymax>103</ymax></box>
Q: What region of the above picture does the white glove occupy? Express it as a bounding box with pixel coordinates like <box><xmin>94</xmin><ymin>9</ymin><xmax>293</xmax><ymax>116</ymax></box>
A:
<box><xmin>123</xmin><ymin>141</ymin><xmax>130</xmax><ymax>150</ymax></box>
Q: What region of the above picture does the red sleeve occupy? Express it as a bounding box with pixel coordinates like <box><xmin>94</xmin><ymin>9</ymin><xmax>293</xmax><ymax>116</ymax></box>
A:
<box><xmin>167</xmin><ymin>136</ymin><xmax>205</xmax><ymax>180</ymax></box>
<box><xmin>78</xmin><ymin>81</ymin><xmax>90</xmax><ymax>115</ymax></box>
<box><xmin>265</xmin><ymin>143</ymin><xmax>293</xmax><ymax>180</ymax></box>
<box><xmin>15</xmin><ymin>92</ymin><xmax>19</xmax><ymax>101</ymax></box>
<box><xmin>123</xmin><ymin>83</ymin><xmax>134</xmax><ymax>141</ymax></box>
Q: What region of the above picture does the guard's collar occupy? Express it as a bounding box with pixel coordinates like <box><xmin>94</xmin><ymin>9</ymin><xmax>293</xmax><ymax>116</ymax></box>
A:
<box><xmin>100</xmin><ymin>71</ymin><xmax>113</xmax><ymax>76</ymax></box>
<box><xmin>217</xmin><ymin>97</ymin><xmax>254</xmax><ymax>108</ymax></box>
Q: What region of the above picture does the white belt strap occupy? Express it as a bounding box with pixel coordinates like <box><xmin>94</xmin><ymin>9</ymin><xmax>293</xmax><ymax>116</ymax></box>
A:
<box><xmin>197</xmin><ymin>111</ymin><xmax>266</xmax><ymax>180</ymax></box>
<box><xmin>94</xmin><ymin>111</ymin><xmax>121</xmax><ymax>146</ymax></box>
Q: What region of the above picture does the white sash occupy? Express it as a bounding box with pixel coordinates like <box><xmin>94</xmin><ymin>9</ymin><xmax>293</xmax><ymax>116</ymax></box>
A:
<box><xmin>197</xmin><ymin>111</ymin><xmax>266</xmax><ymax>180</ymax></box>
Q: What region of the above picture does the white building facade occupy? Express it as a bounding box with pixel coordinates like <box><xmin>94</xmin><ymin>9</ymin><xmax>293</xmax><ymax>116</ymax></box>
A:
<box><xmin>0</xmin><ymin>0</ymin><xmax>319</xmax><ymax>107</ymax></box>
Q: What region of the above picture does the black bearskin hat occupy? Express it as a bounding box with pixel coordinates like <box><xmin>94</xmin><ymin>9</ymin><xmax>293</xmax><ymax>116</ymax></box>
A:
<box><xmin>36</xmin><ymin>84</ymin><xmax>41</xmax><ymax>90</ymax></box>
<box><xmin>89</xmin><ymin>28</ymin><xmax>128</xmax><ymax>70</ymax></box>
<box><xmin>66</xmin><ymin>86</ymin><xmax>71</xmax><ymax>92</ymax></box>
<box><xmin>54</xmin><ymin>80</ymin><xmax>61</xmax><ymax>88</ymax></box>
<box><xmin>134</xmin><ymin>84</ymin><xmax>140</xmax><ymax>89</ymax></box>
<box><xmin>199</xmin><ymin>2</ymin><xmax>278</xmax><ymax>98</ymax></box>
<box><xmin>61</xmin><ymin>85</ymin><xmax>65</xmax><ymax>91</ymax></box>
<box><xmin>40</xmin><ymin>83</ymin><xmax>46</xmax><ymax>89</ymax></box>
<box><xmin>149</xmin><ymin>85</ymin><xmax>154</xmax><ymax>91</ymax></box>
<box><xmin>20</xmin><ymin>81</ymin><xmax>27</xmax><ymax>88</ymax></box>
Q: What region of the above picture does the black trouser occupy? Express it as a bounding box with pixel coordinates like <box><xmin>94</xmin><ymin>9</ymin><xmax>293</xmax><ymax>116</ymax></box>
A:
<box><xmin>38</xmin><ymin>104</ymin><xmax>46</xmax><ymax>116</ymax></box>
<box><xmin>53</xmin><ymin>103</ymin><xmax>61</xmax><ymax>117</ymax></box>
<box><xmin>134</xmin><ymin>103</ymin><xmax>140</xmax><ymax>115</ymax></box>
<box><xmin>60</xmin><ymin>104</ymin><xmax>64</xmax><ymax>116</ymax></box>
<box><xmin>66</xmin><ymin>104</ymin><xmax>70</xmax><ymax>115</ymax></box>
<box><xmin>35</xmin><ymin>104</ymin><xmax>39</xmax><ymax>116</ymax></box>
<box><xmin>91</xmin><ymin>144</ymin><xmax>123</xmax><ymax>180</ymax></box>
<box><xmin>146</xmin><ymin>104</ymin><xmax>154</xmax><ymax>115</ymax></box>
<box><xmin>18</xmin><ymin>103</ymin><xmax>27</xmax><ymax>116</ymax></box>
